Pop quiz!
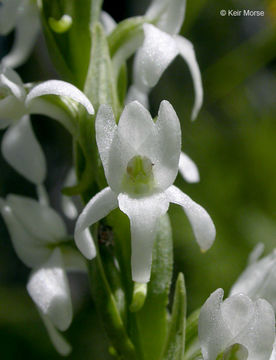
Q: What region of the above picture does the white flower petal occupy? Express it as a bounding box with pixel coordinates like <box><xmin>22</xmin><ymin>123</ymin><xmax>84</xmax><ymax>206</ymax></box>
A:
<box><xmin>75</xmin><ymin>228</ymin><xmax>96</xmax><ymax>261</ymax></box>
<box><xmin>118</xmin><ymin>101</ymin><xmax>157</xmax><ymax>154</ymax></box>
<box><xmin>118</xmin><ymin>192</ymin><xmax>169</xmax><ymax>283</ymax></box>
<box><xmin>7</xmin><ymin>194</ymin><xmax>67</xmax><ymax>243</ymax></box>
<box><xmin>148</xmin><ymin>0</ymin><xmax>186</xmax><ymax>35</ymax></box>
<box><xmin>220</xmin><ymin>294</ymin><xmax>255</xmax><ymax>337</ymax></box>
<box><xmin>1</xmin><ymin>116</ymin><xmax>46</xmax><ymax>184</ymax></box>
<box><xmin>96</xmin><ymin>104</ymin><xmax>117</xmax><ymax>180</ymax></box>
<box><xmin>154</xmin><ymin>100</ymin><xmax>181</xmax><ymax>190</ymax></box>
<box><xmin>2</xmin><ymin>2</ymin><xmax>40</xmax><ymax>68</ymax></box>
<box><xmin>146</xmin><ymin>0</ymin><xmax>186</xmax><ymax>35</ymax></box>
<box><xmin>247</xmin><ymin>242</ymin><xmax>264</xmax><ymax>265</ymax></box>
<box><xmin>230</xmin><ymin>249</ymin><xmax>276</xmax><ymax>311</ymax></box>
<box><xmin>174</xmin><ymin>36</ymin><xmax>203</xmax><ymax>120</ymax></box>
<box><xmin>27</xmin><ymin>248</ymin><xmax>72</xmax><ymax>332</ymax></box>
<box><xmin>125</xmin><ymin>85</ymin><xmax>149</xmax><ymax>109</ymax></box>
<box><xmin>178</xmin><ymin>152</ymin><xmax>200</xmax><ymax>183</ymax></box>
<box><xmin>199</xmin><ymin>289</ymin><xmax>275</xmax><ymax>360</ymax></box>
<box><xmin>0</xmin><ymin>0</ymin><xmax>20</xmax><ymax>35</ymax></box>
<box><xmin>198</xmin><ymin>289</ymin><xmax>232</xmax><ymax>360</ymax></box>
<box><xmin>166</xmin><ymin>185</ymin><xmax>215</xmax><ymax>251</ymax></box>
<box><xmin>101</xmin><ymin>11</ymin><xmax>116</xmax><ymax>35</ymax></box>
<box><xmin>137</xmin><ymin>24</ymin><xmax>178</xmax><ymax>88</ymax></box>
<box><xmin>75</xmin><ymin>187</ymin><xmax>118</xmax><ymax>259</ymax></box>
<box><xmin>233</xmin><ymin>298</ymin><xmax>275</xmax><ymax>360</ymax></box>
<box><xmin>0</xmin><ymin>203</ymin><xmax>51</xmax><ymax>267</ymax></box>
<box><xmin>105</xmin><ymin>101</ymin><xmax>158</xmax><ymax>192</ymax></box>
<box><xmin>0</xmin><ymin>72</ymin><xmax>25</xmax><ymax>99</ymax></box>
<box><xmin>26</xmin><ymin>80</ymin><xmax>94</xmax><ymax>115</ymax></box>
<box><xmin>39</xmin><ymin>312</ymin><xmax>72</xmax><ymax>356</ymax></box>
<box><xmin>29</xmin><ymin>97</ymin><xmax>76</xmax><ymax>135</ymax></box>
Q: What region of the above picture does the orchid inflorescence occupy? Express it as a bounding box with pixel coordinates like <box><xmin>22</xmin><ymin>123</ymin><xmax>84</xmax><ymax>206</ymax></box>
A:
<box><xmin>0</xmin><ymin>0</ymin><xmax>275</xmax><ymax>359</ymax></box>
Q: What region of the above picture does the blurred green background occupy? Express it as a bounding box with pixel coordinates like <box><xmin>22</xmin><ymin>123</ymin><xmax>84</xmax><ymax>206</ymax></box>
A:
<box><xmin>0</xmin><ymin>0</ymin><xmax>276</xmax><ymax>358</ymax></box>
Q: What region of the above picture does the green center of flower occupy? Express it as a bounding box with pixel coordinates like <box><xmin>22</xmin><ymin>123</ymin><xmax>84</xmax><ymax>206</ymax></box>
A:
<box><xmin>0</xmin><ymin>87</ymin><xmax>9</xmax><ymax>100</ymax></box>
<box><xmin>122</xmin><ymin>155</ymin><xmax>154</xmax><ymax>195</ymax></box>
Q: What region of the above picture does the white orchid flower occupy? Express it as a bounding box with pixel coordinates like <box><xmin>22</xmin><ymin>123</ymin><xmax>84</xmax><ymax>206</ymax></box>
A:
<box><xmin>75</xmin><ymin>100</ymin><xmax>215</xmax><ymax>283</ymax></box>
<box><xmin>0</xmin><ymin>195</ymin><xmax>85</xmax><ymax>355</ymax></box>
<box><xmin>124</xmin><ymin>0</ymin><xmax>203</xmax><ymax>121</ymax></box>
<box><xmin>230</xmin><ymin>244</ymin><xmax>276</xmax><ymax>313</ymax></box>
<box><xmin>0</xmin><ymin>0</ymin><xmax>40</xmax><ymax>68</ymax></box>
<box><xmin>198</xmin><ymin>289</ymin><xmax>275</xmax><ymax>360</ymax></box>
<box><xmin>0</xmin><ymin>66</ymin><xmax>94</xmax><ymax>184</ymax></box>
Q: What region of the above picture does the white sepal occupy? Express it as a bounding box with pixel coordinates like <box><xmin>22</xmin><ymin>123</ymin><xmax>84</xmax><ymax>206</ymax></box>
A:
<box><xmin>174</xmin><ymin>36</ymin><xmax>203</xmax><ymax>120</ymax></box>
<box><xmin>230</xmin><ymin>248</ymin><xmax>276</xmax><ymax>312</ymax></box>
<box><xmin>40</xmin><ymin>312</ymin><xmax>72</xmax><ymax>356</ymax></box>
<box><xmin>178</xmin><ymin>152</ymin><xmax>200</xmax><ymax>183</ymax></box>
<box><xmin>2</xmin><ymin>2</ymin><xmax>40</xmax><ymax>68</ymax></box>
<box><xmin>26</xmin><ymin>80</ymin><xmax>94</xmax><ymax>115</ymax></box>
<box><xmin>75</xmin><ymin>187</ymin><xmax>118</xmax><ymax>259</ymax></box>
<box><xmin>166</xmin><ymin>185</ymin><xmax>215</xmax><ymax>251</ymax></box>
<box><xmin>146</xmin><ymin>0</ymin><xmax>186</xmax><ymax>35</ymax></box>
<box><xmin>27</xmin><ymin>248</ymin><xmax>72</xmax><ymax>332</ymax></box>
<box><xmin>1</xmin><ymin>116</ymin><xmax>46</xmax><ymax>184</ymax></box>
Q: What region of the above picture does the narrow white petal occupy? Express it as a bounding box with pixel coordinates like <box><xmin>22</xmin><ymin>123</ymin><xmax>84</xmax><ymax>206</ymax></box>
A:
<box><xmin>230</xmin><ymin>249</ymin><xmax>276</xmax><ymax>311</ymax></box>
<box><xmin>75</xmin><ymin>187</ymin><xmax>118</xmax><ymax>258</ymax></box>
<box><xmin>198</xmin><ymin>289</ymin><xmax>232</xmax><ymax>360</ymax></box>
<box><xmin>75</xmin><ymin>228</ymin><xmax>96</xmax><ymax>260</ymax></box>
<box><xmin>7</xmin><ymin>194</ymin><xmax>67</xmax><ymax>243</ymax></box>
<box><xmin>118</xmin><ymin>192</ymin><xmax>169</xmax><ymax>283</ymax></box>
<box><xmin>166</xmin><ymin>185</ymin><xmax>215</xmax><ymax>250</ymax></box>
<box><xmin>96</xmin><ymin>105</ymin><xmax>117</xmax><ymax>178</ymax></box>
<box><xmin>101</xmin><ymin>11</ymin><xmax>116</xmax><ymax>35</ymax></box>
<box><xmin>1</xmin><ymin>116</ymin><xmax>46</xmax><ymax>184</ymax></box>
<box><xmin>178</xmin><ymin>152</ymin><xmax>200</xmax><ymax>183</ymax></box>
<box><xmin>174</xmin><ymin>36</ymin><xmax>203</xmax><ymax>120</ymax></box>
<box><xmin>0</xmin><ymin>72</ymin><xmax>25</xmax><ymax>99</ymax></box>
<box><xmin>29</xmin><ymin>97</ymin><xmax>76</xmax><ymax>135</ymax></box>
<box><xmin>146</xmin><ymin>0</ymin><xmax>186</xmax><ymax>35</ymax></box>
<box><xmin>0</xmin><ymin>0</ymin><xmax>20</xmax><ymax>34</ymax></box>
<box><xmin>154</xmin><ymin>100</ymin><xmax>181</xmax><ymax>190</ymax></box>
<box><xmin>27</xmin><ymin>249</ymin><xmax>72</xmax><ymax>332</ymax></box>
<box><xmin>0</xmin><ymin>203</ymin><xmax>51</xmax><ymax>267</ymax></box>
<box><xmin>26</xmin><ymin>80</ymin><xmax>94</xmax><ymax>115</ymax></box>
<box><xmin>247</xmin><ymin>242</ymin><xmax>264</xmax><ymax>265</ymax></box>
<box><xmin>125</xmin><ymin>85</ymin><xmax>149</xmax><ymax>109</ymax></box>
<box><xmin>137</xmin><ymin>24</ymin><xmax>178</xmax><ymax>88</ymax></box>
<box><xmin>40</xmin><ymin>312</ymin><xmax>72</xmax><ymax>356</ymax></box>
<box><xmin>0</xmin><ymin>66</ymin><xmax>24</xmax><ymax>86</ymax></box>
<box><xmin>2</xmin><ymin>3</ymin><xmax>40</xmax><ymax>68</ymax></box>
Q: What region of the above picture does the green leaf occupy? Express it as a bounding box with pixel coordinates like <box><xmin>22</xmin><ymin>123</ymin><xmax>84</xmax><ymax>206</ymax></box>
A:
<box><xmin>161</xmin><ymin>273</ymin><xmax>186</xmax><ymax>360</ymax></box>
<box><xmin>216</xmin><ymin>344</ymin><xmax>248</xmax><ymax>360</ymax></box>
<box><xmin>84</xmin><ymin>22</ymin><xmax>121</xmax><ymax>117</ymax></box>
